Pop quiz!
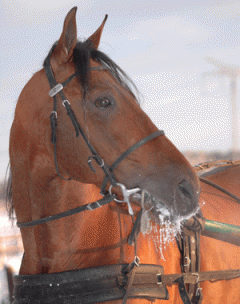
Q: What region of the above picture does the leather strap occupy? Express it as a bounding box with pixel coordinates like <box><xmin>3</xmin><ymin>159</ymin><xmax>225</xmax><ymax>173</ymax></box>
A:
<box><xmin>13</xmin><ymin>264</ymin><xmax>169</xmax><ymax>304</ymax></box>
<box><xmin>200</xmin><ymin>177</ymin><xmax>240</xmax><ymax>204</ymax></box>
<box><xmin>159</xmin><ymin>269</ymin><xmax>240</xmax><ymax>285</ymax></box>
<box><xmin>101</xmin><ymin>130</ymin><xmax>164</xmax><ymax>194</ymax></box>
<box><xmin>175</xmin><ymin>213</ymin><xmax>240</xmax><ymax>304</ymax></box>
<box><xmin>13</xmin><ymin>263</ymin><xmax>239</xmax><ymax>304</ymax></box>
<box><xmin>176</xmin><ymin>214</ymin><xmax>203</xmax><ymax>304</ymax></box>
<box><xmin>176</xmin><ymin>276</ymin><xmax>192</xmax><ymax>304</ymax></box>
<box><xmin>45</xmin><ymin>59</ymin><xmax>118</xmax><ymax>185</ymax></box>
<box><xmin>17</xmin><ymin>193</ymin><xmax>115</xmax><ymax>228</ymax></box>
<box><xmin>122</xmin><ymin>258</ymin><xmax>140</xmax><ymax>304</ymax></box>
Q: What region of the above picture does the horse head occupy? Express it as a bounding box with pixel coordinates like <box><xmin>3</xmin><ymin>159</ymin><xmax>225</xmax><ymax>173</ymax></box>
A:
<box><xmin>10</xmin><ymin>7</ymin><xmax>200</xmax><ymax>229</ymax></box>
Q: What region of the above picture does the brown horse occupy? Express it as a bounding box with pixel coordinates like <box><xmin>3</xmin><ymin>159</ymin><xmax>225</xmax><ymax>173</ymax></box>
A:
<box><xmin>199</xmin><ymin>165</ymin><xmax>240</xmax><ymax>304</ymax></box>
<box><xmin>5</xmin><ymin>6</ymin><xmax>239</xmax><ymax>304</ymax></box>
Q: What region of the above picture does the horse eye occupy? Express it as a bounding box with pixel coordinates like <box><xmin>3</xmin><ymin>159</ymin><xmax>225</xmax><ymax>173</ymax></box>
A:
<box><xmin>95</xmin><ymin>98</ymin><xmax>111</xmax><ymax>108</ymax></box>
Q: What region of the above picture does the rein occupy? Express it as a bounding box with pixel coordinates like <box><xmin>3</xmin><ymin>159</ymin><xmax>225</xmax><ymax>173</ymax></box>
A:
<box><xmin>198</xmin><ymin>175</ymin><xmax>240</xmax><ymax>247</ymax></box>
<box><xmin>200</xmin><ymin>177</ymin><xmax>240</xmax><ymax>204</ymax></box>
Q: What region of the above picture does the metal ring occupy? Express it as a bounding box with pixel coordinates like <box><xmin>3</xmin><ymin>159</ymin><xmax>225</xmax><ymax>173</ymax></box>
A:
<box><xmin>109</xmin><ymin>183</ymin><xmax>125</xmax><ymax>203</ymax></box>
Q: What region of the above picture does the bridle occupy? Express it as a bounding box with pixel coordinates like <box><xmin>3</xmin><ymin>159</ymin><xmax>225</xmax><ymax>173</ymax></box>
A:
<box><xmin>17</xmin><ymin>58</ymin><xmax>164</xmax><ymax>229</ymax></box>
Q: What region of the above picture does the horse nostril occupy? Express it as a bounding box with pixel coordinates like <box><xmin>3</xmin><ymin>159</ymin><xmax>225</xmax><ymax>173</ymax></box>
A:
<box><xmin>177</xmin><ymin>179</ymin><xmax>198</xmax><ymax>215</ymax></box>
<box><xmin>178</xmin><ymin>180</ymin><xmax>192</xmax><ymax>200</ymax></box>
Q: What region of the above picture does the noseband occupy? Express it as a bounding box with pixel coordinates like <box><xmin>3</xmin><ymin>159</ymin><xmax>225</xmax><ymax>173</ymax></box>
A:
<box><xmin>17</xmin><ymin>59</ymin><xmax>164</xmax><ymax>229</ymax></box>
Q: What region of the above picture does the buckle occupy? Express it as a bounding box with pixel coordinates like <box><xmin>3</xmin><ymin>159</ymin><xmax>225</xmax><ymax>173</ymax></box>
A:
<box><xmin>49</xmin><ymin>84</ymin><xmax>63</xmax><ymax>97</ymax></box>
<box><xmin>86</xmin><ymin>201</ymin><xmax>102</xmax><ymax>211</ymax></box>
<box><xmin>51</xmin><ymin>111</ymin><xmax>57</xmax><ymax>118</ymax></box>
<box><xmin>62</xmin><ymin>99</ymin><xmax>70</xmax><ymax>107</ymax></box>
<box><xmin>196</xmin><ymin>287</ymin><xmax>202</xmax><ymax>297</ymax></box>
<box><xmin>191</xmin><ymin>273</ymin><xmax>199</xmax><ymax>284</ymax></box>
<box><xmin>133</xmin><ymin>256</ymin><xmax>140</xmax><ymax>267</ymax></box>
<box><xmin>88</xmin><ymin>155</ymin><xmax>105</xmax><ymax>172</ymax></box>
<box><xmin>184</xmin><ymin>256</ymin><xmax>191</xmax><ymax>267</ymax></box>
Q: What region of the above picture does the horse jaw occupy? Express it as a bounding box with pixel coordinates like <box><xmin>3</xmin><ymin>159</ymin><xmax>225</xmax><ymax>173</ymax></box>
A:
<box><xmin>131</xmin><ymin>190</ymin><xmax>200</xmax><ymax>260</ymax></box>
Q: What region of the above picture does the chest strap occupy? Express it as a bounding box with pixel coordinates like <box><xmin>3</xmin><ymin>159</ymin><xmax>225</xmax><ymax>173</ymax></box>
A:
<box><xmin>13</xmin><ymin>262</ymin><xmax>240</xmax><ymax>304</ymax></box>
<box><xmin>13</xmin><ymin>264</ymin><xmax>169</xmax><ymax>303</ymax></box>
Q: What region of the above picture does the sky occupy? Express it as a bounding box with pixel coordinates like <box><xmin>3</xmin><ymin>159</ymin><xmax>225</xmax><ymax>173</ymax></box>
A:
<box><xmin>1</xmin><ymin>0</ymin><xmax>240</xmax><ymax>181</ymax></box>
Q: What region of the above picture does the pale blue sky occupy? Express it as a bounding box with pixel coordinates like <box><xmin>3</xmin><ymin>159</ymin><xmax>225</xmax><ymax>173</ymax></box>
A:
<box><xmin>1</xmin><ymin>0</ymin><xmax>240</xmax><ymax>180</ymax></box>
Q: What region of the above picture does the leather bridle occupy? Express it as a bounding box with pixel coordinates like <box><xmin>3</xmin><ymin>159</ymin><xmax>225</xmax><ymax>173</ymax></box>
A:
<box><xmin>17</xmin><ymin>59</ymin><xmax>164</xmax><ymax>229</ymax></box>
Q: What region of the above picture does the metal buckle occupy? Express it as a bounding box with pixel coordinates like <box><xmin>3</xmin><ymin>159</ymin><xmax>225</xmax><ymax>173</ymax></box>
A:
<box><xmin>51</xmin><ymin>111</ymin><xmax>57</xmax><ymax>118</ymax></box>
<box><xmin>62</xmin><ymin>100</ymin><xmax>70</xmax><ymax>107</ymax></box>
<box><xmin>109</xmin><ymin>183</ymin><xmax>140</xmax><ymax>215</ymax></box>
<box><xmin>86</xmin><ymin>201</ymin><xmax>102</xmax><ymax>211</ymax></box>
<box><xmin>133</xmin><ymin>256</ymin><xmax>140</xmax><ymax>267</ymax></box>
<box><xmin>191</xmin><ymin>273</ymin><xmax>199</xmax><ymax>284</ymax></box>
<box><xmin>196</xmin><ymin>287</ymin><xmax>202</xmax><ymax>296</ymax></box>
<box><xmin>49</xmin><ymin>84</ymin><xmax>63</xmax><ymax>97</ymax></box>
<box><xmin>184</xmin><ymin>256</ymin><xmax>191</xmax><ymax>267</ymax></box>
<box><xmin>88</xmin><ymin>155</ymin><xmax>105</xmax><ymax>172</ymax></box>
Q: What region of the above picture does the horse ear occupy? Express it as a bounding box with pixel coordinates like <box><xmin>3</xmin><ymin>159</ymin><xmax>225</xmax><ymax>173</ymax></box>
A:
<box><xmin>51</xmin><ymin>7</ymin><xmax>78</xmax><ymax>66</ymax></box>
<box><xmin>87</xmin><ymin>15</ymin><xmax>108</xmax><ymax>49</ymax></box>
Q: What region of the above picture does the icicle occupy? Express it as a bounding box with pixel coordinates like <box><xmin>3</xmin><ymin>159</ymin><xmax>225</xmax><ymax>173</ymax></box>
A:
<box><xmin>140</xmin><ymin>190</ymin><xmax>153</xmax><ymax>235</ymax></box>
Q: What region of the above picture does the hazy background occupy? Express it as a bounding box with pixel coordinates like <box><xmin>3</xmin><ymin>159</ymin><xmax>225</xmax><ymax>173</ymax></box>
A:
<box><xmin>1</xmin><ymin>0</ymin><xmax>240</xmax><ymax>181</ymax></box>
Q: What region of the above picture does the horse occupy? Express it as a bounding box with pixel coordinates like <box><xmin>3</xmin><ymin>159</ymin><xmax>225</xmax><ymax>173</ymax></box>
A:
<box><xmin>5</xmin><ymin>6</ymin><xmax>239</xmax><ymax>304</ymax></box>
<box><xmin>198</xmin><ymin>165</ymin><xmax>240</xmax><ymax>304</ymax></box>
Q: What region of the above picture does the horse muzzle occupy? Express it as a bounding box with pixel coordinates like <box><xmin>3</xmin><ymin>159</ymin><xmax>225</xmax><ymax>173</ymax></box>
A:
<box><xmin>174</xmin><ymin>179</ymin><xmax>200</xmax><ymax>218</ymax></box>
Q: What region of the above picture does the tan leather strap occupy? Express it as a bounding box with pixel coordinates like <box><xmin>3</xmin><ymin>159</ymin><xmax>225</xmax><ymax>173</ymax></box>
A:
<box><xmin>176</xmin><ymin>214</ymin><xmax>204</xmax><ymax>303</ymax></box>
<box><xmin>159</xmin><ymin>269</ymin><xmax>240</xmax><ymax>285</ymax></box>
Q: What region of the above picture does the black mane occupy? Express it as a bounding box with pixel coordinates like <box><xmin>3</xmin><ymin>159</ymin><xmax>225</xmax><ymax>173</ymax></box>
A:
<box><xmin>44</xmin><ymin>40</ymin><xmax>139</xmax><ymax>100</ymax></box>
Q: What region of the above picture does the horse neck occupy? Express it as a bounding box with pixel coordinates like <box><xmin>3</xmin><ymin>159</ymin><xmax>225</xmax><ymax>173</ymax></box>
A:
<box><xmin>18</xmin><ymin>180</ymin><xmax>107</xmax><ymax>273</ymax></box>
<box><xmin>16</xmin><ymin>177</ymin><xmax>126</xmax><ymax>273</ymax></box>
<box><xmin>18</xmin><ymin>177</ymin><xmax>180</xmax><ymax>275</ymax></box>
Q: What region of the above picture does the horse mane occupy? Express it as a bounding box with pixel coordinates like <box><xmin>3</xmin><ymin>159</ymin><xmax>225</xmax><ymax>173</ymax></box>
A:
<box><xmin>44</xmin><ymin>40</ymin><xmax>139</xmax><ymax>101</ymax></box>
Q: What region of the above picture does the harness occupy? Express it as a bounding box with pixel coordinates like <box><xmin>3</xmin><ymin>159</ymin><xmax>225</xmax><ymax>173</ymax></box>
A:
<box><xmin>13</xmin><ymin>61</ymin><xmax>240</xmax><ymax>304</ymax></box>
